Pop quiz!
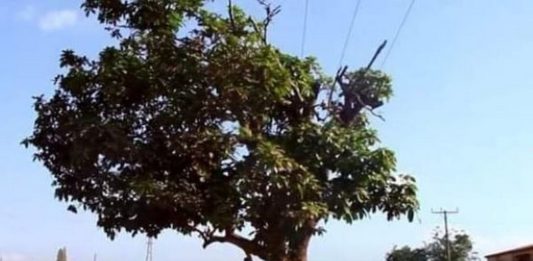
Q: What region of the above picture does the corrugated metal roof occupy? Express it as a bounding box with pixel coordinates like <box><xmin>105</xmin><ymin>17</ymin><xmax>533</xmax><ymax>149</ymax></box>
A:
<box><xmin>486</xmin><ymin>244</ymin><xmax>533</xmax><ymax>258</ymax></box>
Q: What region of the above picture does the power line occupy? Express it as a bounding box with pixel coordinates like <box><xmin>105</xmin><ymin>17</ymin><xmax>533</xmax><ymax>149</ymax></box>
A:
<box><xmin>380</xmin><ymin>0</ymin><xmax>417</xmax><ymax>68</ymax></box>
<box><xmin>300</xmin><ymin>0</ymin><xmax>310</xmax><ymax>57</ymax></box>
<box><xmin>338</xmin><ymin>0</ymin><xmax>363</xmax><ymax>67</ymax></box>
<box><xmin>432</xmin><ymin>208</ymin><xmax>459</xmax><ymax>261</ymax></box>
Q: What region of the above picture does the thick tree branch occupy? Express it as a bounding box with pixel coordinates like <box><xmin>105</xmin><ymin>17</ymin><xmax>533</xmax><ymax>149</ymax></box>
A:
<box><xmin>248</xmin><ymin>18</ymin><xmax>265</xmax><ymax>44</ymax></box>
<box><xmin>331</xmin><ymin>41</ymin><xmax>389</xmax><ymax>124</ymax></box>
<box><xmin>365</xmin><ymin>40</ymin><xmax>387</xmax><ymax>71</ymax></box>
<box><xmin>250</xmin><ymin>0</ymin><xmax>280</xmax><ymax>43</ymax></box>
<box><xmin>200</xmin><ymin>228</ymin><xmax>265</xmax><ymax>260</ymax></box>
<box><xmin>327</xmin><ymin>66</ymin><xmax>348</xmax><ymax>108</ymax></box>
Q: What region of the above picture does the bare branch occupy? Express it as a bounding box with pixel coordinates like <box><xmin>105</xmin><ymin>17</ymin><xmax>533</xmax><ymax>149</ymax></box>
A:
<box><xmin>368</xmin><ymin>109</ymin><xmax>386</xmax><ymax>121</ymax></box>
<box><xmin>335</xmin><ymin>41</ymin><xmax>389</xmax><ymax>124</ymax></box>
<box><xmin>248</xmin><ymin>17</ymin><xmax>266</xmax><ymax>44</ymax></box>
<box><xmin>228</xmin><ymin>0</ymin><xmax>237</xmax><ymax>31</ymax></box>
<box><xmin>365</xmin><ymin>40</ymin><xmax>387</xmax><ymax>70</ymax></box>
<box><xmin>327</xmin><ymin>66</ymin><xmax>348</xmax><ymax>108</ymax></box>
<box><xmin>256</xmin><ymin>0</ymin><xmax>281</xmax><ymax>43</ymax></box>
<box><xmin>264</xmin><ymin>5</ymin><xmax>281</xmax><ymax>35</ymax></box>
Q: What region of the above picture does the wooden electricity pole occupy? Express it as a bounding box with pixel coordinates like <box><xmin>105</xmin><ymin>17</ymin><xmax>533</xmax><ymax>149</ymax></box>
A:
<box><xmin>432</xmin><ymin>208</ymin><xmax>459</xmax><ymax>261</ymax></box>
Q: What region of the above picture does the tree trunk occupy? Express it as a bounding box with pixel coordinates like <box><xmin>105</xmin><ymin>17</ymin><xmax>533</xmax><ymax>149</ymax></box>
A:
<box><xmin>287</xmin><ymin>250</ymin><xmax>308</xmax><ymax>261</ymax></box>
<box><xmin>266</xmin><ymin>232</ymin><xmax>311</xmax><ymax>261</ymax></box>
<box><xmin>269</xmin><ymin>219</ymin><xmax>314</xmax><ymax>261</ymax></box>
<box><xmin>269</xmin><ymin>252</ymin><xmax>307</xmax><ymax>261</ymax></box>
<box><xmin>268</xmin><ymin>255</ymin><xmax>306</xmax><ymax>261</ymax></box>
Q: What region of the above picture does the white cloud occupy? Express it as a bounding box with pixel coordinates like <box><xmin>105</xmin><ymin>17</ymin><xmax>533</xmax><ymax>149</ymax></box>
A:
<box><xmin>38</xmin><ymin>9</ymin><xmax>78</xmax><ymax>32</ymax></box>
<box><xmin>16</xmin><ymin>5</ymin><xmax>36</xmax><ymax>22</ymax></box>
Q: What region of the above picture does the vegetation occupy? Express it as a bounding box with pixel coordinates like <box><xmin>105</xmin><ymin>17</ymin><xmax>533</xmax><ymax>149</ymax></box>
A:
<box><xmin>387</xmin><ymin>246</ymin><xmax>427</xmax><ymax>261</ymax></box>
<box><xmin>386</xmin><ymin>230</ymin><xmax>478</xmax><ymax>261</ymax></box>
<box><xmin>56</xmin><ymin>247</ymin><xmax>67</xmax><ymax>261</ymax></box>
<box><xmin>24</xmin><ymin>1</ymin><xmax>418</xmax><ymax>260</ymax></box>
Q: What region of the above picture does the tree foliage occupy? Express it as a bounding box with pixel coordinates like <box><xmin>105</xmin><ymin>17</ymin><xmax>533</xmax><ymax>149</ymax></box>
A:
<box><xmin>386</xmin><ymin>230</ymin><xmax>478</xmax><ymax>261</ymax></box>
<box><xmin>24</xmin><ymin>1</ymin><xmax>418</xmax><ymax>261</ymax></box>
<box><xmin>387</xmin><ymin>246</ymin><xmax>427</xmax><ymax>261</ymax></box>
<box><xmin>56</xmin><ymin>247</ymin><xmax>67</xmax><ymax>261</ymax></box>
<box><xmin>425</xmin><ymin>231</ymin><xmax>476</xmax><ymax>261</ymax></box>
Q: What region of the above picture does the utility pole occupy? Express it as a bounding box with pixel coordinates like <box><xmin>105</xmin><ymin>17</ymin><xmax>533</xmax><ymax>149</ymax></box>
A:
<box><xmin>93</xmin><ymin>253</ymin><xmax>97</xmax><ymax>261</ymax></box>
<box><xmin>432</xmin><ymin>208</ymin><xmax>459</xmax><ymax>261</ymax></box>
<box><xmin>145</xmin><ymin>237</ymin><xmax>153</xmax><ymax>261</ymax></box>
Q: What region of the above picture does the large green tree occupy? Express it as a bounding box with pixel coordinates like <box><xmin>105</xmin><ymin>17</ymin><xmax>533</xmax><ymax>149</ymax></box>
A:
<box><xmin>24</xmin><ymin>1</ymin><xmax>418</xmax><ymax>261</ymax></box>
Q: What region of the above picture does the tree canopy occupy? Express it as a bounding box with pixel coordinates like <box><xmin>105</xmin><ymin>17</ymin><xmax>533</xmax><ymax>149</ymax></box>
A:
<box><xmin>56</xmin><ymin>247</ymin><xmax>67</xmax><ymax>261</ymax></box>
<box><xmin>386</xmin><ymin>246</ymin><xmax>427</xmax><ymax>261</ymax></box>
<box><xmin>24</xmin><ymin>1</ymin><xmax>418</xmax><ymax>261</ymax></box>
<box><xmin>386</xmin><ymin>230</ymin><xmax>478</xmax><ymax>261</ymax></box>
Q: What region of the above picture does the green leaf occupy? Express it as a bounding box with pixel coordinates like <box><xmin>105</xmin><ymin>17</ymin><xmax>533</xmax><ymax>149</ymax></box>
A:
<box><xmin>67</xmin><ymin>205</ymin><xmax>77</xmax><ymax>214</ymax></box>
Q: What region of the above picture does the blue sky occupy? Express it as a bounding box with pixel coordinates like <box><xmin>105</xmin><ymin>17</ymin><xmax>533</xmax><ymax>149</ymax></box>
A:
<box><xmin>1</xmin><ymin>0</ymin><xmax>533</xmax><ymax>260</ymax></box>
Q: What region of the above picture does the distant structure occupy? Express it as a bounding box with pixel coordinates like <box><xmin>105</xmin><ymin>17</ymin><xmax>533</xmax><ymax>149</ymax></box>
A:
<box><xmin>145</xmin><ymin>237</ymin><xmax>153</xmax><ymax>261</ymax></box>
<box><xmin>486</xmin><ymin>245</ymin><xmax>533</xmax><ymax>261</ymax></box>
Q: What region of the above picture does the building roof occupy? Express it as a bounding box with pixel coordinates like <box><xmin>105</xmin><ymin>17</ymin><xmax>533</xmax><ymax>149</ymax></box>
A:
<box><xmin>486</xmin><ymin>244</ymin><xmax>533</xmax><ymax>258</ymax></box>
